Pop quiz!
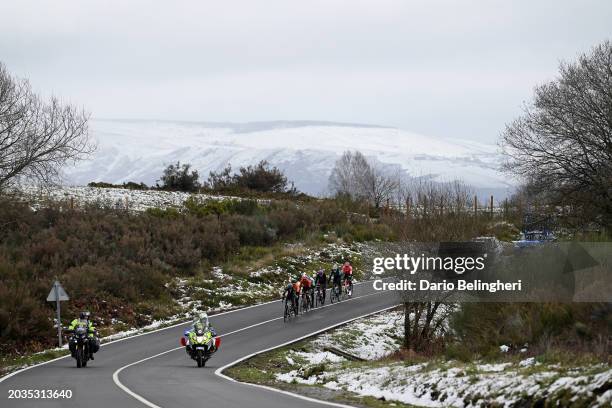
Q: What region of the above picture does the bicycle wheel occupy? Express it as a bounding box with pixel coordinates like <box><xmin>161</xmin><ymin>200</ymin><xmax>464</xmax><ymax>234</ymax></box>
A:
<box><xmin>284</xmin><ymin>302</ymin><xmax>290</xmax><ymax>322</ymax></box>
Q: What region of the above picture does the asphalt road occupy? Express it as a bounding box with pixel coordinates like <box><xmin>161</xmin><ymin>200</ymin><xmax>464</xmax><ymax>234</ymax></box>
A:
<box><xmin>1</xmin><ymin>281</ymin><xmax>400</xmax><ymax>408</ymax></box>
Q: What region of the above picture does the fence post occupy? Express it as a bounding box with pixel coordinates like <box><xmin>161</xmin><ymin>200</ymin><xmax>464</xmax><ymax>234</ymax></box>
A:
<box><xmin>504</xmin><ymin>198</ymin><xmax>508</xmax><ymax>221</ymax></box>
<box><xmin>490</xmin><ymin>195</ymin><xmax>494</xmax><ymax>218</ymax></box>
<box><xmin>405</xmin><ymin>197</ymin><xmax>410</xmax><ymax>219</ymax></box>
<box><xmin>473</xmin><ymin>195</ymin><xmax>478</xmax><ymax>217</ymax></box>
<box><xmin>70</xmin><ymin>197</ymin><xmax>74</xmax><ymax>210</ymax></box>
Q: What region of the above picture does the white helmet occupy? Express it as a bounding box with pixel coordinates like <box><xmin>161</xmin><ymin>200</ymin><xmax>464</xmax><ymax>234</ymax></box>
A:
<box><xmin>194</xmin><ymin>312</ymin><xmax>209</xmax><ymax>328</ymax></box>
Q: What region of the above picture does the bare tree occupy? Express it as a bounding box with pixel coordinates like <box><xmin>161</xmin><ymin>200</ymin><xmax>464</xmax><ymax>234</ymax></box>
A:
<box><xmin>328</xmin><ymin>150</ymin><xmax>365</xmax><ymax>196</ymax></box>
<box><xmin>329</xmin><ymin>150</ymin><xmax>398</xmax><ymax>208</ymax></box>
<box><xmin>501</xmin><ymin>41</ymin><xmax>612</xmax><ymax>227</ymax></box>
<box><xmin>0</xmin><ymin>62</ymin><xmax>94</xmax><ymax>191</ymax></box>
<box><xmin>403</xmin><ymin>301</ymin><xmax>456</xmax><ymax>352</ymax></box>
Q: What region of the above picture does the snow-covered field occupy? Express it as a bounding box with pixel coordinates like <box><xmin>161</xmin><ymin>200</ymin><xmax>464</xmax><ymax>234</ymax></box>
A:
<box><xmin>305</xmin><ymin>362</ymin><xmax>611</xmax><ymax>407</ymax></box>
<box><xmin>18</xmin><ymin>185</ymin><xmax>233</xmax><ymax>212</ymax></box>
<box><xmin>61</xmin><ymin>119</ymin><xmax>513</xmax><ymax>199</ymax></box>
<box><xmin>263</xmin><ymin>311</ymin><xmax>612</xmax><ymax>407</ymax></box>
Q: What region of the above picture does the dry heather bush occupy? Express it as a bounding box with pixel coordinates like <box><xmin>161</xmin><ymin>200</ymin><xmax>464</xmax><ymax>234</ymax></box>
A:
<box><xmin>0</xmin><ymin>195</ymin><xmax>391</xmax><ymax>353</ymax></box>
<box><xmin>449</xmin><ymin>302</ymin><xmax>611</xmax><ymax>362</ymax></box>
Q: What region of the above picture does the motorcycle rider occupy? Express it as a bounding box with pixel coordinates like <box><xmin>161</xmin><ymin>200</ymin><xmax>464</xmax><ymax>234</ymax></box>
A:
<box><xmin>329</xmin><ymin>264</ymin><xmax>342</xmax><ymax>296</ymax></box>
<box><xmin>68</xmin><ymin>311</ymin><xmax>99</xmax><ymax>360</ymax></box>
<box><xmin>185</xmin><ymin>312</ymin><xmax>217</xmax><ymax>354</ymax></box>
<box><xmin>192</xmin><ymin>312</ymin><xmax>216</xmax><ymax>333</ymax></box>
<box><xmin>314</xmin><ymin>268</ymin><xmax>327</xmax><ymax>303</ymax></box>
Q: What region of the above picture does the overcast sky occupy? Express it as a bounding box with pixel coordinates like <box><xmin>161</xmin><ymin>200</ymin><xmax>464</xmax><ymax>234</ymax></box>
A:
<box><xmin>1</xmin><ymin>0</ymin><xmax>611</xmax><ymax>143</ymax></box>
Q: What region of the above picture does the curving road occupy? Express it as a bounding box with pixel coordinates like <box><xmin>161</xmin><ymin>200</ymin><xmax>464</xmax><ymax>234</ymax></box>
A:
<box><xmin>1</xmin><ymin>281</ymin><xmax>400</xmax><ymax>408</ymax></box>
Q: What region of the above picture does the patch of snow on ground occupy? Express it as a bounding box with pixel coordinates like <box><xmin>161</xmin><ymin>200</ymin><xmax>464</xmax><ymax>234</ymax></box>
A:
<box><xmin>291</xmin><ymin>351</ymin><xmax>345</xmax><ymax>365</ymax></box>
<box><xmin>476</xmin><ymin>362</ymin><xmax>512</xmax><ymax>372</ymax></box>
<box><xmin>519</xmin><ymin>357</ymin><xmax>536</xmax><ymax>367</ymax></box>
<box><xmin>19</xmin><ymin>185</ymin><xmax>235</xmax><ymax>212</ymax></box>
<box><xmin>313</xmin><ymin>310</ymin><xmax>403</xmax><ymax>360</ymax></box>
<box><xmin>275</xmin><ymin>361</ymin><xmax>612</xmax><ymax>408</ymax></box>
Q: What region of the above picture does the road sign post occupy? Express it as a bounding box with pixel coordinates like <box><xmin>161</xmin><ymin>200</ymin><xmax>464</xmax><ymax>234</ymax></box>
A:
<box><xmin>47</xmin><ymin>280</ymin><xmax>69</xmax><ymax>347</ymax></box>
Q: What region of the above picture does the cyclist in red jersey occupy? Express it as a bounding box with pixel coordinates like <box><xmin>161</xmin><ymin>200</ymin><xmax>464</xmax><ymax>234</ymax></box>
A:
<box><xmin>299</xmin><ymin>273</ymin><xmax>315</xmax><ymax>307</ymax></box>
<box><xmin>342</xmin><ymin>261</ymin><xmax>353</xmax><ymax>296</ymax></box>
<box><xmin>342</xmin><ymin>261</ymin><xmax>352</xmax><ymax>280</ymax></box>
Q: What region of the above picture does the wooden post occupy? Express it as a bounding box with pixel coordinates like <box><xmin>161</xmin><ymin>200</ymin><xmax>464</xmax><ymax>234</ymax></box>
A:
<box><xmin>504</xmin><ymin>198</ymin><xmax>508</xmax><ymax>220</ymax></box>
<box><xmin>125</xmin><ymin>196</ymin><xmax>129</xmax><ymax>210</ymax></box>
<box><xmin>490</xmin><ymin>195</ymin><xmax>494</xmax><ymax>218</ymax></box>
<box><xmin>70</xmin><ymin>197</ymin><xmax>74</xmax><ymax>210</ymax></box>
<box><xmin>473</xmin><ymin>195</ymin><xmax>478</xmax><ymax>217</ymax></box>
<box><xmin>405</xmin><ymin>197</ymin><xmax>410</xmax><ymax>219</ymax></box>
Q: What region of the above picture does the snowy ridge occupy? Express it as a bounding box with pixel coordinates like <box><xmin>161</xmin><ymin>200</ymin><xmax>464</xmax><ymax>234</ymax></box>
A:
<box><xmin>62</xmin><ymin>119</ymin><xmax>513</xmax><ymax>198</ymax></box>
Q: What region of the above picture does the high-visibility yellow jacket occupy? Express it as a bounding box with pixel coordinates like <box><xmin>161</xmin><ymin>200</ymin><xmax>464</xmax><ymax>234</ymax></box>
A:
<box><xmin>68</xmin><ymin>318</ymin><xmax>95</xmax><ymax>338</ymax></box>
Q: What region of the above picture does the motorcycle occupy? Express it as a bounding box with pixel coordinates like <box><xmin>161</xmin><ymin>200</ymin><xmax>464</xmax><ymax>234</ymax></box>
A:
<box><xmin>181</xmin><ymin>327</ymin><xmax>221</xmax><ymax>367</ymax></box>
<box><xmin>68</xmin><ymin>326</ymin><xmax>93</xmax><ymax>368</ymax></box>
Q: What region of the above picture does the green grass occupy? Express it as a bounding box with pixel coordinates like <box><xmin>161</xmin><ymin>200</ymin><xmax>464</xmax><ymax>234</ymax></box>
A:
<box><xmin>0</xmin><ymin>349</ymin><xmax>70</xmax><ymax>377</ymax></box>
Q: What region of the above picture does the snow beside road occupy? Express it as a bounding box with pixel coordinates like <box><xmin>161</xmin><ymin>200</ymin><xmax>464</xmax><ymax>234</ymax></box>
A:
<box><xmin>304</xmin><ymin>363</ymin><xmax>612</xmax><ymax>407</ymax></box>
<box><xmin>313</xmin><ymin>310</ymin><xmax>403</xmax><ymax>360</ymax></box>
<box><xmin>271</xmin><ymin>310</ymin><xmax>611</xmax><ymax>407</ymax></box>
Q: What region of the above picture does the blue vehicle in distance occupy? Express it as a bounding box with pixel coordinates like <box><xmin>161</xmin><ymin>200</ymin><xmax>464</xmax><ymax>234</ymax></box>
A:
<box><xmin>513</xmin><ymin>229</ymin><xmax>556</xmax><ymax>248</ymax></box>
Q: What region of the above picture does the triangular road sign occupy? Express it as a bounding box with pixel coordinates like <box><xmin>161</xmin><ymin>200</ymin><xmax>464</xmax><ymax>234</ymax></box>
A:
<box><xmin>47</xmin><ymin>281</ymin><xmax>69</xmax><ymax>302</ymax></box>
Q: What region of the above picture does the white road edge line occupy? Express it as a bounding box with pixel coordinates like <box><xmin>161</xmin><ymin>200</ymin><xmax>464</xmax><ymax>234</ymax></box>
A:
<box><xmin>111</xmin><ymin>313</ymin><xmax>289</xmax><ymax>408</ymax></box>
<box><xmin>214</xmin><ymin>304</ymin><xmax>400</xmax><ymax>408</ymax></box>
<box><xmin>0</xmin><ymin>280</ymin><xmax>375</xmax><ymax>384</ymax></box>
<box><xmin>111</xmin><ymin>290</ymin><xmax>391</xmax><ymax>408</ymax></box>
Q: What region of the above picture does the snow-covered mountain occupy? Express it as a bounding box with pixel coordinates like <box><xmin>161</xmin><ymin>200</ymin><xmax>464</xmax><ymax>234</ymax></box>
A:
<box><xmin>63</xmin><ymin>119</ymin><xmax>514</xmax><ymax>199</ymax></box>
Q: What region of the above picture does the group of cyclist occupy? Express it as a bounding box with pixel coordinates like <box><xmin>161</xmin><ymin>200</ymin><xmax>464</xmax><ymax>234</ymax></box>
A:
<box><xmin>282</xmin><ymin>261</ymin><xmax>354</xmax><ymax>317</ymax></box>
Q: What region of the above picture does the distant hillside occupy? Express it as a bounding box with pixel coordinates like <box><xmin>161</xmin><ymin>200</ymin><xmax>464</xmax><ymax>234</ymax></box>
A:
<box><xmin>62</xmin><ymin>119</ymin><xmax>513</xmax><ymax>199</ymax></box>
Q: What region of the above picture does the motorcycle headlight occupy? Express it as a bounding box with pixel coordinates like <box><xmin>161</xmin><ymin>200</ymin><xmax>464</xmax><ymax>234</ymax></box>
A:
<box><xmin>196</xmin><ymin>336</ymin><xmax>205</xmax><ymax>343</ymax></box>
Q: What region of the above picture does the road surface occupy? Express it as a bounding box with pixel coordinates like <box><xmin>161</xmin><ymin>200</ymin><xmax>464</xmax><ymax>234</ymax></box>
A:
<box><xmin>1</xmin><ymin>281</ymin><xmax>400</xmax><ymax>408</ymax></box>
